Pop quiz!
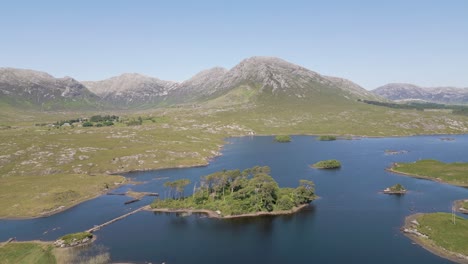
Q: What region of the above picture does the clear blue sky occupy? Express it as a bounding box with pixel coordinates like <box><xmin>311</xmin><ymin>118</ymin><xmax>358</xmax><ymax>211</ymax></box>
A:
<box><xmin>1</xmin><ymin>0</ymin><xmax>467</xmax><ymax>89</ymax></box>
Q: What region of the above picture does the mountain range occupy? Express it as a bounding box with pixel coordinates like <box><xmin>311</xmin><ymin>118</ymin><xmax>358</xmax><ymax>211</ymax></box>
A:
<box><xmin>0</xmin><ymin>68</ymin><xmax>100</xmax><ymax>110</ymax></box>
<box><xmin>372</xmin><ymin>83</ymin><xmax>468</xmax><ymax>104</ymax></box>
<box><xmin>0</xmin><ymin>57</ymin><xmax>380</xmax><ymax>110</ymax></box>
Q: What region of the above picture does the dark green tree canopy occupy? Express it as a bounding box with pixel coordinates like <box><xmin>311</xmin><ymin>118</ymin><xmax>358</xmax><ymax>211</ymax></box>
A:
<box><xmin>153</xmin><ymin>166</ymin><xmax>316</xmax><ymax>216</ymax></box>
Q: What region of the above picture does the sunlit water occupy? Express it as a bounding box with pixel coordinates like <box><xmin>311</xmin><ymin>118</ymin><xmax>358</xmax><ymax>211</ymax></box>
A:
<box><xmin>1</xmin><ymin>135</ymin><xmax>467</xmax><ymax>263</ymax></box>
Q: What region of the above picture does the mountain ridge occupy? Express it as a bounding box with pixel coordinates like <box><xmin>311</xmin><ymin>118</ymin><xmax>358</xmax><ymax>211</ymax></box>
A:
<box><xmin>1</xmin><ymin>57</ymin><xmax>380</xmax><ymax>109</ymax></box>
<box><xmin>82</xmin><ymin>73</ymin><xmax>178</xmax><ymax>107</ymax></box>
<box><xmin>0</xmin><ymin>67</ymin><xmax>101</xmax><ymax>110</ymax></box>
<box><xmin>373</xmin><ymin>83</ymin><xmax>468</xmax><ymax>104</ymax></box>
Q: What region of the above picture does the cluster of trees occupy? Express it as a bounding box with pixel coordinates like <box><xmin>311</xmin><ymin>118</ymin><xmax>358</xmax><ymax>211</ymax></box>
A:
<box><xmin>388</xmin><ymin>183</ymin><xmax>406</xmax><ymax>192</ymax></box>
<box><xmin>153</xmin><ymin>166</ymin><xmax>316</xmax><ymax>215</ymax></box>
<box><xmin>36</xmin><ymin>114</ymin><xmax>166</xmax><ymax>129</ymax></box>
<box><xmin>126</xmin><ymin>116</ymin><xmax>143</xmax><ymax>126</ymax></box>
<box><xmin>358</xmin><ymin>99</ymin><xmax>426</xmax><ymax>110</ymax></box>
<box><xmin>275</xmin><ymin>135</ymin><xmax>292</xmax><ymax>142</ymax></box>
<box><xmin>35</xmin><ymin>115</ymin><xmax>121</xmax><ymax>128</ymax></box>
<box><xmin>318</xmin><ymin>135</ymin><xmax>337</xmax><ymax>141</ymax></box>
<box><xmin>89</xmin><ymin>115</ymin><xmax>119</xmax><ymax>123</ymax></box>
<box><xmin>82</xmin><ymin>121</ymin><xmax>114</xmax><ymax>127</ymax></box>
<box><xmin>81</xmin><ymin>115</ymin><xmax>120</xmax><ymax>127</ymax></box>
<box><xmin>312</xmin><ymin>159</ymin><xmax>341</xmax><ymax>169</ymax></box>
<box><xmin>163</xmin><ymin>179</ymin><xmax>191</xmax><ymax>199</ymax></box>
<box><xmin>359</xmin><ymin>99</ymin><xmax>468</xmax><ymax>116</ymax></box>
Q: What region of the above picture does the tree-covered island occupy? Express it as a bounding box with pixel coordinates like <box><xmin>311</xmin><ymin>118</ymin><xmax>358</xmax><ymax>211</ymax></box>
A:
<box><xmin>311</xmin><ymin>159</ymin><xmax>341</xmax><ymax>169</ymax></box>
<box><xmin>275</xmin><ymin>135</ymin><xmax>292</xmax><ymax>142</ymax></box>
<box><xmin>383</xmin><ymin>183</ymin><xmax>407</xmax><ymax>194</ymax></box>
<box><xmin>317</xmin><ymin>135</ymin><xmax>337</xmax><ymax>141</ymax></box>
<box><xmin>150</xmin><ymin>166</ymin><xmax>316</xmax><ymax>217</ymax></box>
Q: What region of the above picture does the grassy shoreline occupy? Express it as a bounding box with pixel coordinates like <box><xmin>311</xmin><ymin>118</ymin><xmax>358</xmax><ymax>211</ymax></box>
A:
<box><xmin>0</xmin><ymin>241</ymin><xmax>56</xmax><ymax>264</ymax></box>
<box><xmin>0</xmin><ymin>175</ymin><xmax>129</xmax><ymax>220</ymax></box>
<box><xmin>388</xmin><ymin>160</ymin><xmax>468</xmax><ymax>187</ymax></box>
<box><xmin>402</xmin><ymin>213</ymin><xmax>468</xmax><ymax>264</ymax></box>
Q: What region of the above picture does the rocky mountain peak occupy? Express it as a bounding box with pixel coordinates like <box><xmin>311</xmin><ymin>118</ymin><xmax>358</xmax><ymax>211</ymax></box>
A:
<box><xmin>218</xmin><ymin>56</ymin><xmax>330</xmax><ymax>95</ymax></box>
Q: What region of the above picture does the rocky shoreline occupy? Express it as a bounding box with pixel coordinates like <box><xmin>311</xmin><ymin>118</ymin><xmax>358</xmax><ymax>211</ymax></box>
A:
<box><xmin>53</xmin><ymin>235</ymin><xmax>96</xmax><ymax>248</ymax></box>
<box><xmin>147</xmin><ymin>204</ymin><xmax>310</xmax><ymax>219</ymax></box>
<box><xmin>382</xmin><ymin>189</ymin><xmax>407</xmax><ymax>195</ymax></box>
<box><xmin>453</xmin><ymin>199</ymin><xmax>468</xmax><ymax>214</ymax></box>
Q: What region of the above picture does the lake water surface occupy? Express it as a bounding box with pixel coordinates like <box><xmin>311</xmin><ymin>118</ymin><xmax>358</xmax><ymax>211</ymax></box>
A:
<box><xmin>1</xmin><ymin>135</ymin><xmax>467</xmax><ymax>263</ymax></box>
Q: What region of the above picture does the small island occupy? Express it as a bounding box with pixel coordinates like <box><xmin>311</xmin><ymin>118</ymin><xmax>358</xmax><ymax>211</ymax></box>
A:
<box><xmin>54</xmin><ymin>232</ymin><xmax>94</xmax><ymax>248</ymax></box>
<box><xmin>383</xmin><ymin>183</ymin><xmax>407</xmax><ymax>194</ymax></box>
<box><xmin>388</xmin><ymin>159</ymin><xmax>468</xmax><ymax>187</ymax></box>
<box><xmin>275</xmin><ymin>135</ymin><xmax>292</xmax><ymax>142</ymax></box>
<box><xmin>311</xmin><ymin>159</ymin><xmax>341</xmax><ymax>169</ymax></box>
<box><xmin>402</xmin><ymin>213</ymin><xmax>468</xmax><ymax>263</ymax></box>
<box><xmin>150</xmin><ymin>166</ymin><xmax>316</xmax><ymax>218</ymax></box>
<box><xmin>317</xmin><ymin>135</ymin><xmax>336</xmax><ymax>141</ymax></box>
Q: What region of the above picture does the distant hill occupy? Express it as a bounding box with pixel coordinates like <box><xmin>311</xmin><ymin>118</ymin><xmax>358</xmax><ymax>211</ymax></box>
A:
<box><xmin>1</xmin><ymin>57</ymin><xmax>381</xmax><ymax>110</ymax></box>
<box><xmin>170</xmin><ymin>56</ymin><xmax>380</xmax><ymax>105</ymax></box>
<box><xmin>82</xmin><ymin>73</ymin><xmax>178</xmax><ymax>108</ymax></box>
<box><xmin>0</xmin><ymin>68</ymin><xmax>102</xmax><ymax>110</ymax></box>
<box><xmin>373</xmin><ymin>83</ymin><xmax>468</xmax><ymax>104</ymax></box>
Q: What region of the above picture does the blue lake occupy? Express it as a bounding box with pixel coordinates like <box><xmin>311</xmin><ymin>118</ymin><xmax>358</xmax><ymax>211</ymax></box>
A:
<box><xmin>1</xmin><ymin>135</ymin><xmax>467</xmax><ymax>263</ymax></box>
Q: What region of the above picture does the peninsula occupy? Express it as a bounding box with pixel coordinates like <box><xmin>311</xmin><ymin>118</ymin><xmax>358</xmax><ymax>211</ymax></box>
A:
<box><xmin>402</xmin><ymin>213</ymin><xmax>468</xmax><ymax>263</ymax></box>
<box><xmin>388</xmin><ymin>159</ymin><xmax>468</xmax><ymax>187</ymax></box>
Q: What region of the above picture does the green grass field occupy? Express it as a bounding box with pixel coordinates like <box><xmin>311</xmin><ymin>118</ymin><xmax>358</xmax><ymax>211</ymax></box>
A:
<box><xmin>390</xmin><ymin>159</ymin><xmax>468</xmax><ymax>187</ymax></box>
<box><xmin>415</xmin><ymin>213</ymin><xmax>468</xmax><ymax>256</ymax></box>
<box><xmin>0</xmin><ymin>173</ymin><xmax>125</xmax><ymax>218</ymax></box>
<box><xmin>0</xmin><ymin>243</ymin><xmax>56</xmax><ymax>264</ymax></box>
